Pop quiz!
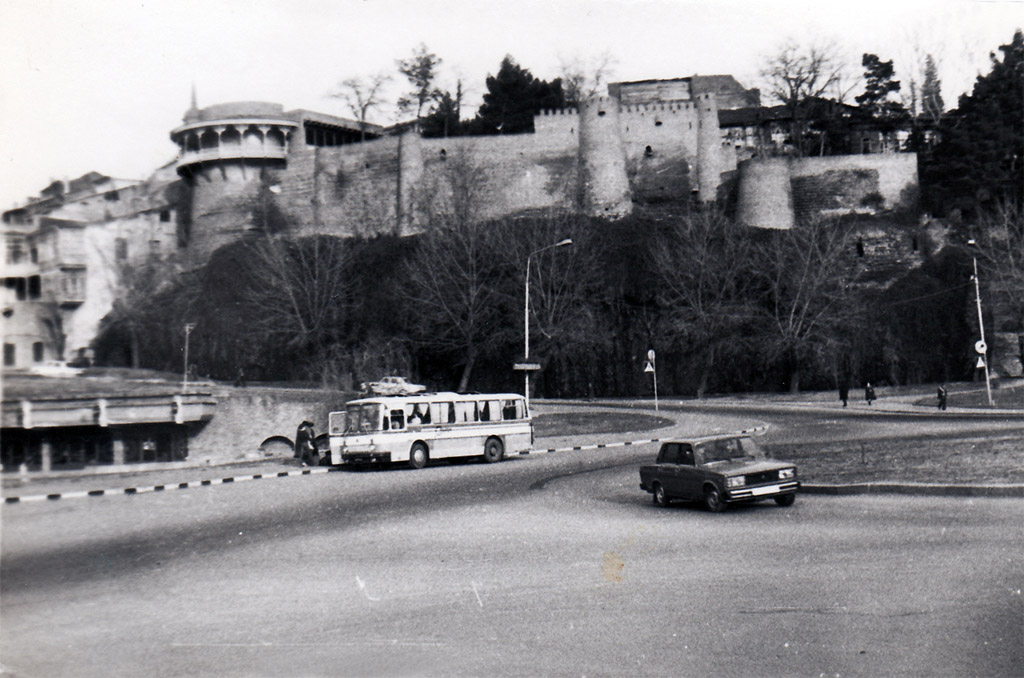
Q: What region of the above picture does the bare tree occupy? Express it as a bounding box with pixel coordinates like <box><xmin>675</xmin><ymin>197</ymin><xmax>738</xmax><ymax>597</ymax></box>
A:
<box><xmin>241</xmin><ymin>233</ymin><xmax>352</xmax><ymax>378</ymax></box>
<box><xmin>760</xmin><ymin>40</ymin><xmax>852</xmax><ymax>156</ymax></box>
<box><xmin>973</xmin><ymin>203</ymin><xmax>1024</xmax><ymax>361</ymax></box>
<box><xmin>749</xmin><ymin>218</ymin><xmax>865</xmax><ymax>392</ymax></box>
<box><xmin>650</xmin><ymin>209</ymin><xmax>758</xmax><ymax>397</ymax></box>
<box><xmin>330</xmin><ymin>73</ymin><xmax>390</xmax><ymax>141</ymax></box>
<box><xmin>401</xmin><ymin>151</ymin><xmax>499</xmax><ymax>391</ymax></box>
<box><xmin>559</xmin><ymin>52</ymin><xmax>616</xmax><ymax>106</ymax></box>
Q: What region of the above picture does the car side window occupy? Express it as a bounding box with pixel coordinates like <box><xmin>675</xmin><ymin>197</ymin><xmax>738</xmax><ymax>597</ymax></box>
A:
<box><xmin>660</xmin><ymin>443</ymin><xmax>681</xmax><ymax>464</ymax></box>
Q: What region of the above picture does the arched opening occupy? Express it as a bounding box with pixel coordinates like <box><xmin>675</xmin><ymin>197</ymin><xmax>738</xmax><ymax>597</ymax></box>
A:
<box><xmin>259</xmin><ymin>435</ymin><xmax>293</xmax><ymax>458</ymax></box>
<box><xmin>644</xmin><ymin>145</ymin><xmax>654</xmax><ymax>157</ymax></box>
<box><xmin>266</xmin><ymin>128</ymin><xmax>285</xmax><ymax>149</ymax></box>
<box><xmin>242</xmin><ymin>126</ymin><xmax>263</xmax><ymax>148</ymax></box>
<box><xmin>856</xmin><ymin>239</ymin><xmax>865</xmax><ymax>257</ymax></box>
<box><xmin>200</xmin><ymin>129</ymin><xmax>218</xmax><ymax>150</ymax></box>
<box><xmin>221</xmin><ymin>127</ymin><xmax>241</xmax><ymax>147</ymax></box>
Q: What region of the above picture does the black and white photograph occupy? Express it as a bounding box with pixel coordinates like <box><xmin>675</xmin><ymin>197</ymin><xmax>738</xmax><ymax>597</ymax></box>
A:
<box><xmin>2</xmin><ymin>0</ymin><xmax>1022</xmax><ymax>675</ymax></box>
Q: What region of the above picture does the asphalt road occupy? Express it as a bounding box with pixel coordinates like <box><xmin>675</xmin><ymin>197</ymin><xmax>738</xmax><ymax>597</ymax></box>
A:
<box><xmin>2</xmin><ymin>404</ymin><xmax>1022</xmax><ymax>677</ymax></box>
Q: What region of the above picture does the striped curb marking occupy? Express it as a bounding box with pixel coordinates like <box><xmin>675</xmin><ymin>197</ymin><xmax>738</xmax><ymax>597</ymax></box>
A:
<box><xmin>3</xmin><ymin>427</ymin><xmax>768</xmax><ymax>504</ymax></box>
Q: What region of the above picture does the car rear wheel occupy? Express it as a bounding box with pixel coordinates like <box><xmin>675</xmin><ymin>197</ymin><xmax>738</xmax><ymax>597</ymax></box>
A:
<box><xmin>774</xmin><ymin>493</ymin><xmax>796</xmax><ymax>507</ymax></box>
<box><xmin>483</xmin><ymin>437</ymin><xmax>504</xmax><ymax>463</ymax></box>
<box><xmin>408</xmin><ymin>442</ymin><xmax>429</xmax><ymax>470</ymax></box>
<box><xmin>704</xmin><ymin>485</ymin><xmax>726</xmax><ymax>513</ymax></box>
<box><xmin>652</xmin><ymin>482</ymin><xmax>669</xmax><ymax>507</ymax></box>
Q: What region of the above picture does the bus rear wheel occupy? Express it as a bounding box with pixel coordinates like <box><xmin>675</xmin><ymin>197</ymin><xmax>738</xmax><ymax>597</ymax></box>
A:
<box><xmin>408</xmin><ymin>442</ymin><xmax>429</xmax><ymax>470</ymax></box>
<box><xmin>483</xmin><ymin>437</ymin><xmax>504</xmax><ymax>463</ymax></box>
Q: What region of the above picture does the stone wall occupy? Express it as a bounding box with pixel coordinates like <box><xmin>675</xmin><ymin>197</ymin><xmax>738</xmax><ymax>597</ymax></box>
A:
<box><xmin>187</xmin><ymin>386</ymin><xmax>349</xmax><ymax>463</ymax></box>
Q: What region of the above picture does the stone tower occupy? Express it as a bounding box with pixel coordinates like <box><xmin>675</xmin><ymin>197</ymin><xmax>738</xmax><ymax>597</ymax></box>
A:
<box><xmin>396</xmin><ymin>127</ymin><xmax>424</xmax><ymax>235</ymax></box>
<box><xmin>576</xmin><ymin>97</ymin><xmax>633</xmax><ymax>219</ymax></box>
<box><xmin>736</xmin><ymin>158</ymin><xmax>794</xmax><ymax>229</ymax></box>
<box><xmin>169</xmin><ymin>101</ymin><xmax>298</xmax><ymax>260</ymax></box>
<box><xmin>695</xmin><ymin>92</ymin><xmax>721</xmax><ymax>202</ymax></box>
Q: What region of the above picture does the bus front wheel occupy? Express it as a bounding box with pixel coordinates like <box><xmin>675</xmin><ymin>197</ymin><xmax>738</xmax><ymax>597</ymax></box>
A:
<box><xmin>408</xmin><ymin>442</ymin><xmax>429</xmax><ymax>470</ymax></box>
<box><xmin>483</xmin><ymin>437</ymin><xmax>504</xmax><ymax>463</ymax></box>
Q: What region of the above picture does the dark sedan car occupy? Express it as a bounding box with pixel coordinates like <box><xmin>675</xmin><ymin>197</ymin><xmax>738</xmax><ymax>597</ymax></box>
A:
<box><xmin>639</xmin><ymin>436</ymin><xmax>799</xmax><ymax>512</ymax></box>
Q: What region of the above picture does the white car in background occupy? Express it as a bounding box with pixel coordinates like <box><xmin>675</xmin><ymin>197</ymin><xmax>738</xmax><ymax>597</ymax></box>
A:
<box><xmin>360</xmin><ymin>376</ymin><xmax>426</xmax><ymax>396</ymax></box>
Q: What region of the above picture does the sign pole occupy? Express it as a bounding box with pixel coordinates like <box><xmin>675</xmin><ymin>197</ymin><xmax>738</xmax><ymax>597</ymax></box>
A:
<box><xmin>645</xmin><ymin>349</ymin><xmax>658</xmax><ymax>412</ymax></box>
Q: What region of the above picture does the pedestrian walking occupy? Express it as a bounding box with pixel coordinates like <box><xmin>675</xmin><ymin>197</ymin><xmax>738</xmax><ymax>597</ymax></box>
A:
<box><xmin>937</xmin><ymin>384</ymin><xmax>948</xmax><ymax>411</ymax></box>
<box><xmin>294</xmin><ymin>420</ymin><xmax>317</xmax><ymax>466</ymax></box>
<box><xmin>838</xmin><ymin>380</ymin><xmax>849</xmax><ymax>407</ymax></box>
<box><xmin>865</xmin><ymin>382</ymin><xmax>876</xmax><ymax>405</ymax></box>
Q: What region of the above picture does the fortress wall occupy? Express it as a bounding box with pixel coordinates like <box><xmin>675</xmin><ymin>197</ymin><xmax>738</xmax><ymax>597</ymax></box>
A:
<box><xmin>276</xmin><ymin>136</ymin><xmax>403</xmax><ymax>237</ymax></box>
<box><xmin>577</xmin><ymin>98</ymin><xmax>633</xmax><ymax>218</ymax></box>
<box><xmin>789</xmin><ymin>154</ymin><xmax>918</xmax><ymax>217</ymax></box>
<box><xmin>736</xmin><ymin>158</ymin><xmax>794</xmax><ymax>229</ymax></box>
<box><xmin>418</xmin><ymin>134</ymin><xmax>579</xmax><ymax>219</ymax></box>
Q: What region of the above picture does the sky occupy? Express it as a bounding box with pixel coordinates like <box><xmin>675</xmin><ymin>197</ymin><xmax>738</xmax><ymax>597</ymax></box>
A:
<box><xmin>1</xmin><ymin>0</ymin><xmax>1020</xmax><ymax>211</ymax></box>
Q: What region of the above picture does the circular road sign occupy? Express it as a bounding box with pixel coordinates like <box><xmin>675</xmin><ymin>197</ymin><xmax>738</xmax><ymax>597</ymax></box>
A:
<box><xmin>974</xmin><ymin>340</ymin><xmax>987</xmax><ymax>354</ymax></box>
<box><xmin>647</xmin><ymin>349</ymin><xmax>656</xmax><ymax>361</ymax></box>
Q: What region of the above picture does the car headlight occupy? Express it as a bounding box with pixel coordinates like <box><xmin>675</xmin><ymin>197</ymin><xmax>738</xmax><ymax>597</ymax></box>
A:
<box><xmin>779</xmin><ymin>468</ymin><xmax>795</xmax><ymax>479</ymax></box>
<box><xmin>726</xmin><ymin>475</ymin><xmax>745</xmax><ymax>488</ymax></box>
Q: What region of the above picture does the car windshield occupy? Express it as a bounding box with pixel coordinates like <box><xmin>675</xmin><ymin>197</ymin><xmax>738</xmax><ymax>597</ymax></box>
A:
<box><xmin>698</xmin><ymin>437</ymin><xmax>759</xmax><ymax>464</ymax></box>
<box><xmin>344</xmin><ymin>403</ymin><xmax>383</xmax><ymax>433</ymax></box>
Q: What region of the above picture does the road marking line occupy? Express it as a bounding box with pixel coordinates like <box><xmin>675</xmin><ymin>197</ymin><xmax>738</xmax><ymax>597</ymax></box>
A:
<box><xmin>0</xmin><ymin>433</ymin><xmax>688</xmax><ymax>504</ymax></box>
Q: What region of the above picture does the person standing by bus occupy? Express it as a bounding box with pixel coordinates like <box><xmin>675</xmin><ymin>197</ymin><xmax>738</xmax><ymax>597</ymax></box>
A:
<box><xmin>864</xmin><ymin>382</ymin><xmax>876</xmax><ymax>406</ymax></box>
<box><xmin>294</xmin><ymin>420</ymin><xmax>317</xmax><ymax>465</ymax></box>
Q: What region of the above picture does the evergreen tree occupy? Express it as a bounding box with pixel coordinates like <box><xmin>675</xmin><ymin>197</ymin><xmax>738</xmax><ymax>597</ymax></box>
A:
<box><xmin>925</xmin><ymin>30</ymin><xmax>1024</xmax><ymax>217</ymax></box>
<box><xmin>397</xmin><ymin>44</ymin><xmax>442</xmax><ymax>120</ymax></box>
<box><xmin>474</xmin><ymin>55</ymin><xmax>564</xmax><ymax>135</ymax></box>
<box><xmin>921</xmin><ymin>54</ymin><xmax>944</xmax><ymax>126</ymax></box>
<box><xmin>856</xmin><ymin>53</ymin><xmax>907</xmax><ymax>132</ymax></box>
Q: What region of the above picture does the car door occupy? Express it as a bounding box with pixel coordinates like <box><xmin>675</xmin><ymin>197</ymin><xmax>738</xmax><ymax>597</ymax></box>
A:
<box><xmin>657</xmin><ymin>443</ymin><xmax>685</xmax><ymax>495</ymax></box>
<box><xmin>676</xmin><ymin>444</ymin><xmax>701</xmax><ymax>499</ymax></box>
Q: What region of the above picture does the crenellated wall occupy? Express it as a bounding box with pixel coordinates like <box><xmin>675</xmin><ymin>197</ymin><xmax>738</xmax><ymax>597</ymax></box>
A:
<box><xmin>177</xmin><ymin>96</ymin><xmax>920</xmax><ymax>254</ymax></box>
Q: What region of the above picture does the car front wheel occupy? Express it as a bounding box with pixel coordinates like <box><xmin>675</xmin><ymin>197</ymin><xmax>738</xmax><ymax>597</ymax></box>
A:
<box><xmin>774</xmin><ymin>493</ymin><xmax>796</xmax><ymax>507</ymax></box>
<box><xmin>704</xmin><ymin>485</ymin><xmax>726</xmax><ymax>512</ymax></box>
<box><xmin>652</xmin><ymin>482</ymin><xmax>669</xmax><ymax>507</ymax></box>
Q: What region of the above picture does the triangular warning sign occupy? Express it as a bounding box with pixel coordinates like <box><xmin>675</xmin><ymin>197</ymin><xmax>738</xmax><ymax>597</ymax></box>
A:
<box><xmin>976</xmin><ymin>356</ymin><xmax>986</xmax><ymax>369</ymax></box>
<box><xmin>644</xmin><ymin>361</ymin><xmax>654</xmax><ymax>373</ymax></box>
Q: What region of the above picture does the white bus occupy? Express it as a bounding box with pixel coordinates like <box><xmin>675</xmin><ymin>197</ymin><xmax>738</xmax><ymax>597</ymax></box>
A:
<box><xmin>327</xmin><ymin>392</ymin><xmax>533</xmax><ymax>469</ymax></box>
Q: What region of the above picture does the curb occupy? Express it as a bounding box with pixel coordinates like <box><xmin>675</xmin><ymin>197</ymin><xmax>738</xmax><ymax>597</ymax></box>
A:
<box><xmin>4</xmin><ymin>466</ymin><xmax>342</xmax><ymax>504</ymax></box>
<box><xmin>801</xmin><ymin>483</ymin><xmax>1024</xmax><ymax>498</ymax></box>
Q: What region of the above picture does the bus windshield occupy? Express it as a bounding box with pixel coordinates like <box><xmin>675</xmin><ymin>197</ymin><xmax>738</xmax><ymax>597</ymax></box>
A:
<box><xmin>345</xmin><ymin>403</ymin><xmax>383</xmax><ymax>433</ymax></box>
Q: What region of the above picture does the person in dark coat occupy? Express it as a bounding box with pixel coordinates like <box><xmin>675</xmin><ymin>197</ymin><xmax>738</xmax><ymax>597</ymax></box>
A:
<box><xmin>864</xmin><ymin>382</ymin><xmax>876</xmax><ymax>405</ymax></box>
<box><xmin>838</xmin><ymin>380</ymin><xmax>849</xmax><ymax>407</ymax></box>
<box><xmin>937</xmin><ymin>384</ymin><xmax>948</xmax><ymax>411</ymax></box>
<box><xmin>294</xmin><ymin>420</ymin><xmax>317</xmax><ymax>465</ymax></box>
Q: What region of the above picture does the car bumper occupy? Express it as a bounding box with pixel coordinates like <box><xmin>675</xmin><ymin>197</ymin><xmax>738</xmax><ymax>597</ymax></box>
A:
<box><xmin>726</xmin><ymin>481</ymin><xmax>800</xmax><ymax>501</ymax></box>
<box><xmin>341</xmin><ymin>451</ymin><xmax>392</xmax><ymax>464</ymax></box>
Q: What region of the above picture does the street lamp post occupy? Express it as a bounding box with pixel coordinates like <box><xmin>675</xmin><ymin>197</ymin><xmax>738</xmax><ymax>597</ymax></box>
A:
<box><xmin>182</xmin><ymin>322</ymin><xmax>196</xmax><ymax>393</ymax></box>
<box><xmin>967</xmin><ymin>240</ymin><xmax>994</xmax><ymax>407</ymax></box>
<box><xmin>523</xmin><ymin>238</ymin><xmax>572</xmax><ymax>409</ymax></box>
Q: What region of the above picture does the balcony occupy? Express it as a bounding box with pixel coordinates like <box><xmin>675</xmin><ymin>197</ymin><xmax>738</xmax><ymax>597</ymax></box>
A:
<box><xmin>175</xmin><ymin>145</ymin><xmax>289</xmax><ymax>172</ymax></box>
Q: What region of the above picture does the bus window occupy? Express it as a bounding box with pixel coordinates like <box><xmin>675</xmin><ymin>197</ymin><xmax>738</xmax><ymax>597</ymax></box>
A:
<box><xmin>454</xmin><ymin>401</ymin><xmax>475</xmax><ymax>422</ymax></box>
<box><xmin>487</xmin><ymin>401</ymin><xmax>501</xmax><ymax>421</ymax></box>
<box><xmin>389</xmin><ymin>409</ymin><xmax>405</xmax><ymax>430</ymax></box>
<box><xmin>477</xmin><ymin>401</ymin><xmax>488</xmax><ymax>421</ymax></box>
<box><xmin>502</xmin><ymin>400</ymin><xmax>518</xmax><ymax>420</ymax></box>
<box><xmin>445</xmin><ymin>403</ymin><xmax>456</xmax><ymax>423</ymax></box>
<box><xmin>409</xmin><ymin>404</ymin><xmax>429</xmax><ymax>425</ymax></box>
<box><xmin>346</xmin><ymin>403</ymin><xmax>383</xmax><ymax>433</ymax></box>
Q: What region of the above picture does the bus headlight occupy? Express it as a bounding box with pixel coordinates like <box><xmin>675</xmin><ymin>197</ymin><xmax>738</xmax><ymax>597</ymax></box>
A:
<box><xmin>726</xmin><ymin>475</ymin><xmax>745</xmax><ymax>488</ymax></box>
<box><xmin>779</xmin><ymin>468</ymin><xmax>795</xmax><ymax>480</ymax></box>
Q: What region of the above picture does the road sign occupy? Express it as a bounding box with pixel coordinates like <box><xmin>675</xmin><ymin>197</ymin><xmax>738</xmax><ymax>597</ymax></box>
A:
<box><xmin>647</xmin><ymin>349</ymin><xmax>656</xmax><ymax>362</ymax></box>
<box><xmin>643</xmin><ymin>361</ymin><xmax>654</xmax><ymax>373</ymax></box>
<box><xmin>974</xmin><ymin>340</ymin><xmax>987</xmax><ymax>354</ymax></box>
<box><xmin>513</xmin><ymin>362</ymin><xmax>541</xmax><ymax>371</ymax></box>
<box><xmin>976</xmin><ymin>356</ymin><xmax>986</xmax><ymax>369</ymax></box>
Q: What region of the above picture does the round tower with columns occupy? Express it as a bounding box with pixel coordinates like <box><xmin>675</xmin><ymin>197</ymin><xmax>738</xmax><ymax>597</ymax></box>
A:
<box><xmin>169</xmin><ymin>100</ymin><xmax>298</xmax><ymax>259</ymax></box>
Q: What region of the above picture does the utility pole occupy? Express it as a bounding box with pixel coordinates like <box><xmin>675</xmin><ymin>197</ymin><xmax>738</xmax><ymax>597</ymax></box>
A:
<box><xmin>968</xmin><ymin>241</ymin><xmax>994</xmax><ymax>407</ymax></box>
<box><xmin>183</xmin><ymin>322</ymin><xmax>196</xmax><ymax>393</ymax></box>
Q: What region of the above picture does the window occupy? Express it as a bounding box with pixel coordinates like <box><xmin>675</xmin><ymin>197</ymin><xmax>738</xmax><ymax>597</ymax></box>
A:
<box><xmin>32</xmin><ymin>342</ymin><xmax>43</xmax><ymax>362</ymax></box>
<box><xmin>856</xmin><ymin>239</ymin><xmax>865</xmax><ymax>258</ymax></box>
<box><xmin>6</xmin><ymin>277</ymin><xmax>27</xmax><ymax>301</ymax></box>
<box><xmin>105</xmin><ymin>190</ymin><xmax>119</xmax><ymax>201</ymax></box>
<box><xmin>115</xmin><ymin>238</ymin><xmax>128</xmax><ymax>261</ymax></box>
<box><xmin>30</xmin><ymin>247</ymin><xmax>38</xmax><ymax>263</ymax></box>
<box><xmin>150</xmin><ymin>240</ymin><xmax>161</xmax><ymax>255</ymax></box>
<box><xmin>27</xmin><ymin>276</ymin><xmax>41</xmax><ymax>299</ymax></box>
<box><xmin>660</xmin><ymin>443</ymin><xmax>682</xmax><ymax>464</ymax></box>
<box><xmin>159</xmin><ymin>210</ymin><xmax>171</xmax><ymax>222</ymax></box>
<box><xmin>3</xmin><ymin>343</ymin><xmax>14</xmax><ymax>366</ymax></box>
<box><xmin>7</xmin><ymin>243</ymin><xmax>23</xmax><ymax>264</ymax></box>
